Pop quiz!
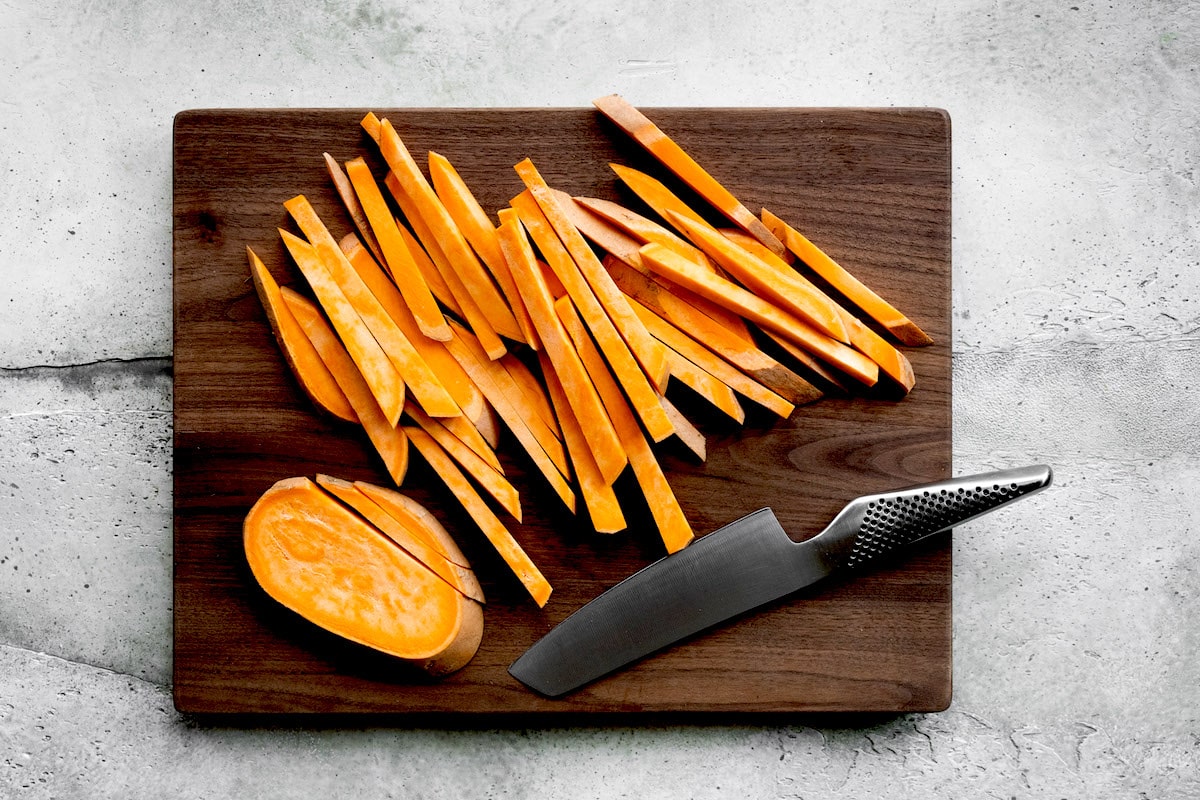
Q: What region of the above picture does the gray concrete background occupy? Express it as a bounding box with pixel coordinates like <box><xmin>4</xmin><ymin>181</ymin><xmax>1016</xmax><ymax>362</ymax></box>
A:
<box><xmin>2</xmin><ymin>0</ymin><xmax>1197</xmax><ymax>796</ymax></box>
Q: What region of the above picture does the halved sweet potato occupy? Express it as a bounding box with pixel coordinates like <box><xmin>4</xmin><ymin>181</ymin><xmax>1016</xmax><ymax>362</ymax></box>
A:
<box><xmin>243</xmin><ymin>477</ymin><xmax>482</xmax><ymax>676</ymax></box>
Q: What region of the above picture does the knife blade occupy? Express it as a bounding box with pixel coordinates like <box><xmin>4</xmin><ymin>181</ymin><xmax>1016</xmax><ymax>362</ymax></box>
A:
<box><xmin>509</xmin><ymin>465</ymin><xmax>1052</xmax><ymax>697</ymax></box>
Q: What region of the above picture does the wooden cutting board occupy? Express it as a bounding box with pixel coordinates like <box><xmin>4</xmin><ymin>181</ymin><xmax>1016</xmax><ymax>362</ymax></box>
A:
<box><xmin>172</xmin><ymin>106</ymin><xmax>951</xmax><ymax>718</ymax></box>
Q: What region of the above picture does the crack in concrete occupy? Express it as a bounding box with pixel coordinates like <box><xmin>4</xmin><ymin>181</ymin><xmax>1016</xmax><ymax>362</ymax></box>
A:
<box><xmin>0</xmin><ymin>641</ymin><xmax>169</xmax><ymax>694</ymax></box>
<box><xmin>1</xmin><ymin>356</ymin><xmax>172</xmax><ymax>375</ymax></box>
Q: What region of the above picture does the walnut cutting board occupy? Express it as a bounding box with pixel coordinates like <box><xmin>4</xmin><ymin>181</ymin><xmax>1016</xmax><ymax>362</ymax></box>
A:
<box><xmin>172</xmin><ymin>107</ymin><xmax>952</xmax><ymax>719</ymax></box>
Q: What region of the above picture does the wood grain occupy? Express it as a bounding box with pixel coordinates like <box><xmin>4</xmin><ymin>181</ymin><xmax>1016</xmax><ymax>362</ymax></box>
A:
<box><xmin>172</xmin><ymin>107</ymin><xmax>952</xmax><ymax>718</ymax></box>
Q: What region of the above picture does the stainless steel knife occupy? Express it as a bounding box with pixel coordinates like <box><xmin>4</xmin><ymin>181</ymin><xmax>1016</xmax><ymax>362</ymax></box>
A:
<box><xmin>509</xmin><ymin>465</ymin><xmax>1052</xmax><ymax>697</ymax></box>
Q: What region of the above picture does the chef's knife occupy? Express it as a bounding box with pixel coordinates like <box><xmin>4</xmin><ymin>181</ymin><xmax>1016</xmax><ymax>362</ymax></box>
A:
<box><xmin>509</xmin><ymin>465</ymin><xmax>1052</xmax><ymax>697</ymax></box>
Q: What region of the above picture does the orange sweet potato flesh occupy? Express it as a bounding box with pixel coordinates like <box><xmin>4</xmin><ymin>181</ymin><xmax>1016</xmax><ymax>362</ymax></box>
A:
<box><xmin>243</xmin><ymin>477</ymin><xmax>482</xmax><ymax>676</ymax></box>
<box><xmin>282</xmin><ymin>287</ymin><xmax>410</xmax><ymax>486</ymax></box>
<box><xmin>592</xmin><ymin>95</ymin><xmax>786</xmax><ymax>257</ymax></box>
<box><xmin>247</xmin><ymin>247</ymin><xmax>358</xmax><ymax>424</ymax></box>
<box><xmin>315</xmin><ymin>473</ymin><xmax>485</xmax><ymax>604</ymax></box>
<box><xmin>761</xmin><ymin>209</ymin><xmax>934</xmax><ymax>347</ymax></box>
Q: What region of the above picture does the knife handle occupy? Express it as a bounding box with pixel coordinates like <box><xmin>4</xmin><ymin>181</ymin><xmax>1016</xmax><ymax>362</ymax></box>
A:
<box><xmin>816</xmin><ymin>465</ymin><xmax>1053</xmax><ymax>569</ymax></box>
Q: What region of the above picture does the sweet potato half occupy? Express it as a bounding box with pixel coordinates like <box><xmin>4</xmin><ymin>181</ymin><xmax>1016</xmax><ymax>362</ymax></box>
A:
<box><xmin>243</xmin><ymin>476</ymin><xmax>483</xmax><ymax>676</ymax></box>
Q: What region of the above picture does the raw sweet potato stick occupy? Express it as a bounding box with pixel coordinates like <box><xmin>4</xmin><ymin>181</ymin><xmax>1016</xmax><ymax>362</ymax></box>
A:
<box><xmin>278</xmin><ymin>227</ymin><xmax>407</xmax><ymax>427</ymax></box>
<box><xmin>344</xmin><ymin>156</ymin><xmax>451</xmax><ymax>342</ymax></box>
<box><xmin>592</xmin><ymin>95</ymin><xmax>786</xmax><ymax>257</ymax></box>
<box><xmin>280</xmin><ymin>286</ymin><xmax>409</xmax><ymax>486</ymax></box>
<box><xmin>247</xmin><ymin>247</ymin><xmax>358</xmax><ymax>424</ymax></box>
<box><xmin>406</xmin><ymin>427</ymin><xmax>553</xmax><ymax>607</ymax></box>
<box><xmin>762</xmin><ymin>208</ymin><xmax>934</xmax><ymax>347</ymax></box>
<box><xmin>556</xmin><ymin>297</ymin><xmax>695</xmax><ymax>554</ymax></box>
<box><xmin>373</xmin><ymin>117</ymin><xmax>525</xmax><ymax>343</ymax></box>
<box><xmin>514</xmin><ymin>159</ymin><xmax>670</xmax><ymax>391</ymax></box>
<box><xmin>497</xmin><ymin>205</ymin><xmax>628</xmax><ymax>485</ymax></box>
<box><xmin>509</xmin><ymin>190</ymin><xmax>674</xmax><ymax>447</ymax></box>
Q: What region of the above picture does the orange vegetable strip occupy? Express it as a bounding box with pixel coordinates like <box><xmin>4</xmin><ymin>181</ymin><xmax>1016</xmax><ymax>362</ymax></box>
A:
<box><xmin>323</xmin><ymin>153</ymin><xmax>386</xmax><ymax>267</ymax></box>
<box><xmin>340</xmin><ymin>233</ymin><xmax>488</xmax><ymax>427</ymax></box>
<box><xmin>284</xmin><ymin>195</ymin><xmax>454</xmax><ymax>415</ymax></box>
<box><xmin>562</xmin><ymin>202</ymin><xmax>756</xmax><ymax>349</ymax></box>
<box><xmin>383</xmin><ymin>171</ymin><xmax>506</xmax><ymax>359</ymax></box>
<box><xmin>762</xmin><ymin>208</ymin><xmax>934</xmax><ymax>347</ymax></box>
<box><xmin>446</xmin><ymin>319</ymin><xmax>568</xmax><ymax>473</ymax></box>
<box><xmin>498</xmin><ymin>205</ymin><xmax>629</xmax><ymax>484</ymax></box>
<box><xmin>326</xmin><ymin>232</ymin><xmax>463</xmax><ymax>419</ymax></box>
<box><xmin>608</xmin><ymin>163</ymin><xmax>713</xmax><ymax>239</ymax></box>
<box><xmin>761</xmin><ymin>329</ymin><xmax>851</xmax><ymax>393</ymax></box>
<box><xmin>295</xmin><ymin>229</ymin><xmax>462</xmax><ymax>419</ymax></box>
<box><xmin>658</xmin><ymin>394</ymin><xmax>706</xmax><ymax>461</ymax></box>
<box><xmin>662</xmin><ymin>348</ymin><xmax>745</xmax><ymax>424</ymax></box>
<box><xmin>374</xmin><ymin>119</ymin><xmax>524</xmax><ymax>342</ymax></box>
<box><xmin>282</xmin><ymin>287</ymin><xmax>409</xmax><ymax>485</ymax></box>
<box><xmin>353</xmin><ymin>480</ymin><xmax>472</xmax><ymax>568</ymax></box>
<box><xmin>557</xmin><ymin>298</ymin><xmax>694</xmax><ymax>554</ymax></box>
<box><xmin>576</xmin><ymin>193</ymin><xmax>711</xmax><ymax>269</ymax></box>
<box><xmin>441</xmin><ymin>322</ymin><xmax>576</xmax><ymax>513</ymax></box>
<box><xmin>719</xmin><ymin>228</ymin><xmax>914</xmax><ymax>391</ymax></box>
<box><xmin>668</xmin><ymin>211</ymin><xmax>849</xmax><ymax>344</ymax></box>
<box><xmin>593</xmin><ymin>95</ymin><xmax>786</xmax><ymax>257</ymax></box>
<box><xmin>538</xmin><ymin>350</ymin><xmax>626</xmax><ymax>534</ymax></box>
<box><xmin>406</xmin><ymin>402</ymin><xmax>522</xmax><ymax>522</ymax></box>
<box><xmin>429</xmin><ymin>151</ymin><xmax>538</xmax><ymax>347</ymax></box>
<box><xmin>278</xmin><ymin>228</ymin><xmax>407</xmax><ymax>427</ymax></box>
<box><xmin>407</xmin><ymin>427</ymin><xmax>553</xmax><ymax>607</ymax></box>
<box><xmin>394</xmin><ymin>216</ymin><xmax>462</xmax><ymax>317</ymax></box>
<box><xmin>344</xmin><ymin>157</ymin><xmax>450</xmax><ymax>342</ymax></box>
<box><xmin>638</xmin><ymin>242</ymin><xmax>879</xmax><ymax>387</ymax></box>
<box><xmin>510</xmin><ymin>190</ymin><xmax>674</xmax><ymax>446</ymax></box>
<box><xmin>247</xmin><ymin>247</ymin><xmax>358</xmax><ymax>423</ymax></box>
<box><xmin>604</xmin><ymin>255</ymin><xmax>821</xmax><ymax>406</ymax></box>
<box><xmin>315</xmin><ymin>473</ymin><xmax>485</xmax><ymax>603</ymax></box>
<box><xmin>499</xmin><ymin>352</ymin><xmax>560</xmax><ymax>440</ymax></box>
<box><xmin>629</xmin><ymin>297</ymin><xmax>795</xmax><ymax>419</ymax></box>
<box><xmin>516</xmin><ymin>161</ymin><xmax>670</xmax><ymax>387</ymax></box>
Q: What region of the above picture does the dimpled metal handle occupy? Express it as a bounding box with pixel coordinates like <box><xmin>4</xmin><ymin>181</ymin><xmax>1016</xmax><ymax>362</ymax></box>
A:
<box><xmin>812</xmin><ymin>465</ymin><xmax>1053</xmax><ymax>570</ymax></box>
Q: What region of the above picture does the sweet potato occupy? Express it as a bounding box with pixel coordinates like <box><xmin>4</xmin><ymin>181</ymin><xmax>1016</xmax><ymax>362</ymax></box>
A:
<box><xmin>243</xmin><ymin>476</ymin><xmax>482</xmax><ymax>676</ymax></box>
<box><xmin>315</xmin><ymin>473</ymin><xmax>485</xmax><ymax>603</ymax></box>
<box><xmin>406</xmin><ymin>428</ymin><xmax>553</xmax><ymax>607</ymax></box>
<box><xmin>761</xmin><ymin>209</ymin><xmax>933</xmax><ymax>347</ymax></box>
<box><xmin>592</xmin><ymin>95</ymin><xmax>786</xmax><ymax>256</ymax></box>
<box><xmin>638</xmin><ymin>243</ymin><xmax>880</xmax><ymax>387</ymax></box>
<box><xmin>281</xmin><ymin>287</ymin><xmax>410</xmax><ymax>486</ymax></box>
<box><xmin>247</xmin><ymin>247</ymin><xmax>358</xmax><ymax>424</ymax></box>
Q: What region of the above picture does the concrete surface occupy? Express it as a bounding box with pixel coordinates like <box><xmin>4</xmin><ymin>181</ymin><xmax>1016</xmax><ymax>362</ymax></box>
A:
<box><xmin>2</xmin><ymin>0</ymin><xmax>1197</xmax><ymax>796</ymax></box>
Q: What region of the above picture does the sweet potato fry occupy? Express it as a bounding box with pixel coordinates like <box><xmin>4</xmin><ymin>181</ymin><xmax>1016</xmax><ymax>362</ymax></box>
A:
<box><xmin>406</xmin><ymin>402</ymin><xmax>521</xmax><ymax>522</ymax></box>
<box><xmin>278</xmin><ymin>227</ymin><xmax>407</xmax><ymax>427</ymax></box>
<box><xmin>498</xmin><ymin>204</ymin><xmax>629</xmax><ymax>484</ymax></box>
<box><xmin>629</xmin><ymin>297</ymin><xmax>795</xmax><ymax>419</ymax></box>
<box><xmin>509</xmin><ymin>190</ymin><xmax>674</xmax><ymax>445</ymax></box>
<box><xmin>407</xmin><ymin>427</ymin><xmax>552</xmax><ymax>607</ymax></box>
<box><xmin>344</xmin><ymin>156</ymin><xmax>450</xmax><ymax>342</ymax></box>
<box><xmin>762</xmin><ymin>208</ymin><xmax>933</xmax><ymax>347</ymax></box>
<box><xmin>374</xmin><ymin>118</ymin><xmax>524</xmax><ymax>342</ymax></box>
<box><xmin>538</xmin><ymin>350</ymin><xmax>626</xmax><ymax>534</ymax></box>
<box><xmin>281</xmin><ymin>286</ymin><xmax>409</xmax><ymax>485</ymax></box>
<box><xmin>593</xmin><ymin>95</ymin><xmax>785</xmax><ymax>256</ymax></box>
<box><xmin>247</xmin><ymin>246</ymin><xmax>358</xmax><ymax>424</ymax></box>
<box><xmin>557</xmin><ymin>298</ymin><xmax>694</xmax><ymax>553</ymax></box>
<box><xmin>429</xmin><ymin>150</ymin><xmax>538</xmax><ymax>346</ymax></box>
<box><xmin>638</xmin><ymin>242</ymin><xmax>879</xmax><ymax>387</ymax></box>
<box><xmin>515</xmin><ymin>159</ymin><xmax>669</xmax><ymax>390</ymax></box>
<box><xmin>604</xmin><ymin>255</ymin><xmax>820</xmax><ymax>406</ymax></box>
